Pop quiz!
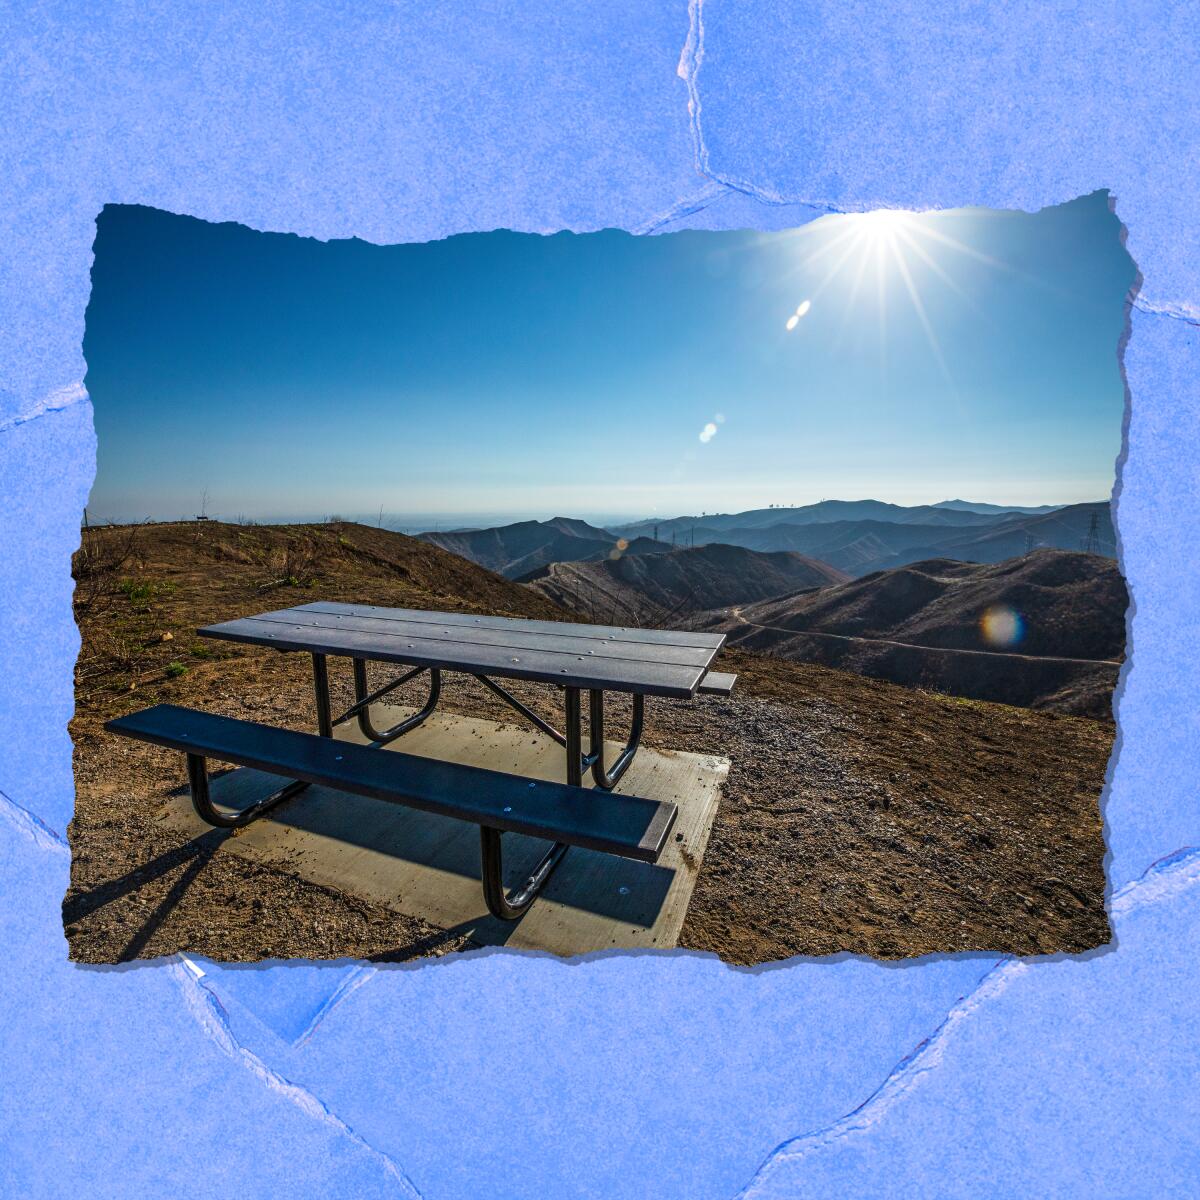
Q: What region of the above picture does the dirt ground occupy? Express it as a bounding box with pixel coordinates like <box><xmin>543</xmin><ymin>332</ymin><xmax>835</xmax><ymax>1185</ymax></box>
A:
<box><xmin>65</xmin><ymin>522</ymin><xmax>1113</xmax><ymax>965</ymax></box>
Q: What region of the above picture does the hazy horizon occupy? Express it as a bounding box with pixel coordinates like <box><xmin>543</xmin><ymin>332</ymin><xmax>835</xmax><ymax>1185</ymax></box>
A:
<box><xmin>84</xmin><ymin>194</ymin><xmax>1135</xmax><ymax>525</ymax></box>
<box><xmin>83</xmin><ymin>494</ymin><xmax>1109</xmax><ymax>536</ymax></box>
<box><xmin>82</xmin><ymin>490</ymin><xmax>1110</xmax><ymax>529</ymax></box>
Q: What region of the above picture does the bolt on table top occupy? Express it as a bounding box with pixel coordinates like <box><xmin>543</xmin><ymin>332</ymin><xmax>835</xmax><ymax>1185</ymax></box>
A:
<box><xmin>199</xmin><ymin>601</ymin><xmax>726</xmax><ymax>698</ymax></box>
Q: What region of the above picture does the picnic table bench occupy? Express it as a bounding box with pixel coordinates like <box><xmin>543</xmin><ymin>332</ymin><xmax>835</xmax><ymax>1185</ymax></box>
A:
<box><xmin>106</xmin><ymin>601</ymin><xmax>734</xmax><ymax>920</ymax></box>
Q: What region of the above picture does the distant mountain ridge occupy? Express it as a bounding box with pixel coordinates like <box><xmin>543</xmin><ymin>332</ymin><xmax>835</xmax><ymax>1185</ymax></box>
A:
<box><xmin>611</xmin><ymin>500</ymin><xmax>1113</xmax><ymax>578</ymax></box>
<box><xmin>932</xmin><ymin>499</ymin><xmax>1064</xmax><ymax>516</ymax></box>
<box><xmin>867</xmin><ymin>503</ymin><xmax>1115</xmax><ymax>574</ymax></box>
<box><xmin>615</xmin><ymin>499</ymin><xmax>1013</xmax><ymax>541</ymax></box>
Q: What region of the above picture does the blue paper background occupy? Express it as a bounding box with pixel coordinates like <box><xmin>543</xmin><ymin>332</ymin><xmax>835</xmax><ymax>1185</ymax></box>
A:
<box><xmin>2</xmin><ymin>3</ymin><xmax>1198</xmax><ymax>1196</ymax></box>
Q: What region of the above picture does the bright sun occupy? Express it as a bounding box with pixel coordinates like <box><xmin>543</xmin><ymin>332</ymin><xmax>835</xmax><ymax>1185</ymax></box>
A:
<box><xmin>774</xmin><ymin>207</ymin><xmax>1002</xmax><ymax>386</ymax></box>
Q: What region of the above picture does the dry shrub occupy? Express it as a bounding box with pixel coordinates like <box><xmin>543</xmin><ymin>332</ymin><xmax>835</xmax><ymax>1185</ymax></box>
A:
<box><xmin>258</xmin><ymin>533</ymin><xmax>324</xmax><ymax>590</ymax></box>
<box><xmin>72</xmin><ymin>525</ymin><xmax>140</xmax><ymax>618</ymax></box>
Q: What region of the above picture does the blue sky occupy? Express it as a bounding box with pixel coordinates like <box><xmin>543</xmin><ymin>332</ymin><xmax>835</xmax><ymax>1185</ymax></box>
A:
<box><xmin>84</xmin><ymin>193</ymin><xmax>1135</xmax><ymax>527</ymax></box>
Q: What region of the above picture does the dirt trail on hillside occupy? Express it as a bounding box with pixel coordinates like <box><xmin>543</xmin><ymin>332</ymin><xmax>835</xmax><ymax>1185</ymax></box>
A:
<box><xmin>725</xmin><ymin>607</ymin><xmax>1120</xmax><ymax>667</ymax></box>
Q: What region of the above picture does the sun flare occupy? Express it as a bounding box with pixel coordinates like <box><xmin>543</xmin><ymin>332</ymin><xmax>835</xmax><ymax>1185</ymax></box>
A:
<box><xmin>772</xmin><ymin>207</ymin><xmax>1003</xmax><ymax>388</ymax></box>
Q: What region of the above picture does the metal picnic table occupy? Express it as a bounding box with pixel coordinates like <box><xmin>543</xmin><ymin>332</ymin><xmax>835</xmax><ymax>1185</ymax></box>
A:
<box><xmin>186</xmin><ymin>601</ymin><xmax>731</xmax><ymax>914</ymax></box>
<box><xmin>200</xmin><ymin>600</ymin><xmax>727</xmax><ymax>778</ymax></box>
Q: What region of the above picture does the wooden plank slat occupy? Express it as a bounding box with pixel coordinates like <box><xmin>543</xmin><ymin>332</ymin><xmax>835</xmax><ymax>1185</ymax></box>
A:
<box><xmin>107</xmin><ymin>705</ymin><xmax>676</xmax><ymax>862</ymax></box>
<box><xmin>296</xmin><ymin>600</ymin><xmax>726</xmax><ymax>650</ymax></box>
<box><xmin>200</xmin><ymin>615</ymin><xmax>710</xmax><ymax>697</ymax></box>
<box><xmin>238</xmin><ymin>608</ymin><xmax>717</xmax><ymax>669</ymax></box>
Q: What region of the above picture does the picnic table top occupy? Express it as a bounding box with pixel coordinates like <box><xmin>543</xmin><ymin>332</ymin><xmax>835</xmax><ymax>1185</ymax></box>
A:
<box><xmin>199</xmin><ymin>601</ymin><xmax>726</xmax><ymax>698</ymax></box>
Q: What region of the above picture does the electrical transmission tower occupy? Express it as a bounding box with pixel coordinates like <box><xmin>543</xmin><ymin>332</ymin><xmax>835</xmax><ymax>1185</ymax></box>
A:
<box><xmin>1024</xmin><ymin>531</ymin><xmax>1035</xmax><ymax>555</ymax></box>
<box><xmin>1082</xmin><ymin>512</ymin><xmax>1101</xmax><ymax>554</ymax></box>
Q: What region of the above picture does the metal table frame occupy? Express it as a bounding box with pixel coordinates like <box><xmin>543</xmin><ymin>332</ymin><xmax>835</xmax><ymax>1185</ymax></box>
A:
<box><xmin>197</xmin><ymin>605</ymin><xmax>722</xmax><ymax>920</ymax></box>
<box><xmin>311</xmin><ymin>652</ymin><xmax>643</xmax><ymax>918</ymax></box>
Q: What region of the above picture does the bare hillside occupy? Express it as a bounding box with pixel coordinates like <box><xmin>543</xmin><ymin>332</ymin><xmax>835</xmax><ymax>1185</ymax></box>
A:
<box><xmin>73</xmin><ymin>519</ymin><xmax>569</xmax><ymax>703</ymax></box>
<box><xmin>698</xmin><ymin>550</ymin><xmax>1126</xmax><ymax>717</ymax></box>
<box><xmin>419</xmin><ymin>517</ymin><xmax>669</xmax><ymax>579</ymax></box>
<box><xmin>524</xmin><ymin>542</ymin><xmax>850</xmax><ymax>623</ymax></box>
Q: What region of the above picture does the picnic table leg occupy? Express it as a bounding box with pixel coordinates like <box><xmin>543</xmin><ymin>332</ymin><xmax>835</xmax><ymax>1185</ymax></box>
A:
<box><xmin>479</xmin><ymin>829</ymin><xmax>569</xmax><ymax>921</ymax></box>
<box><xmin>477</xmin><ymin>684</ymin><xmax>580</xmax><ymax>920</ymax></box>
<box><xmin>186</xmin><ymin>752</ymin><xmax>305</xmax><ymax>828</ymax></box>
<box><xmin>565</xmin><ymin>686</ymin><xmax>583</xmax><ymax>786</ymax></box>
<box><xmin>588</xmin><ymin>690</ymin><xmax>644</xmax><ymax>791</ymax></box>
<box><xmin>312</xmin><ymin>653</ymin><xmax>333</xmax><ymax>737</ymax></box>
<box><xmin>175</xmin><ymin>655</ymin><xmax>329</xmax><ymax>828</ymax></box>
<box><xmin>187</xmin><ymin>650</ymin><xmax>331</xmax><ymax>823</ymax></box>
<box><xmin>350</xmin><ymin>658</ymin><xmax>441</xmax><ymax>745</ymax></box>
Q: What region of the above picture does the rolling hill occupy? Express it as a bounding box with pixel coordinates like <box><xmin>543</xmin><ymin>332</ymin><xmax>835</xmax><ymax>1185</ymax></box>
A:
<box><xmin>523</xmin><ymin>543</ymin><xmax>850</xmax><ymax>624</ymax></box>
<box><xmin>71</xmin><ymin>519</ymin><xmax>572</xmax><ymax>704</ymax></box>
<box><xmin>697</xmin><ymin>549</ymin><xmax>1126</xmax><ymax>716</ymax></box>
<box><xmin>418</xmin><ymin>517</ymin><xmax>669</xmax><ymax>579</ymax></box>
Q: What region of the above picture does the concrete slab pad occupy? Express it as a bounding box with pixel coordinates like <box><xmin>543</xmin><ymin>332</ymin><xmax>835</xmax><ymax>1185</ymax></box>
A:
<box><xmin>159</xmin><ymin>704</ymin><xmax>728</xmax><ymax>955</ymax></box>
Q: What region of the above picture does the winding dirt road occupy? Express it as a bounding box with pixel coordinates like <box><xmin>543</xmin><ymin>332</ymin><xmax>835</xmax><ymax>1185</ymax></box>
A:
<box><xmin>723</xmin><ymin>607</ymin><xmax>1120</xmax><ymax>668</ymax></box>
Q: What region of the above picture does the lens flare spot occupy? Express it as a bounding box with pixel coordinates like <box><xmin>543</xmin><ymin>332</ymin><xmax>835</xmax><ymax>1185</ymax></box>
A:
<box><xmin>699</xmin><ymin>422</ymin><xmax>718</xmax><ymax>443</ymax></box>
<box><xmin>980</xmin><ymin>605</ymin><xmax>1023</xmax><ymax>648</ymax></box>
<box><xmin>785</xmin><ymin>299</ymin><xmax>812</xmax><ymax>331</ymax></box>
